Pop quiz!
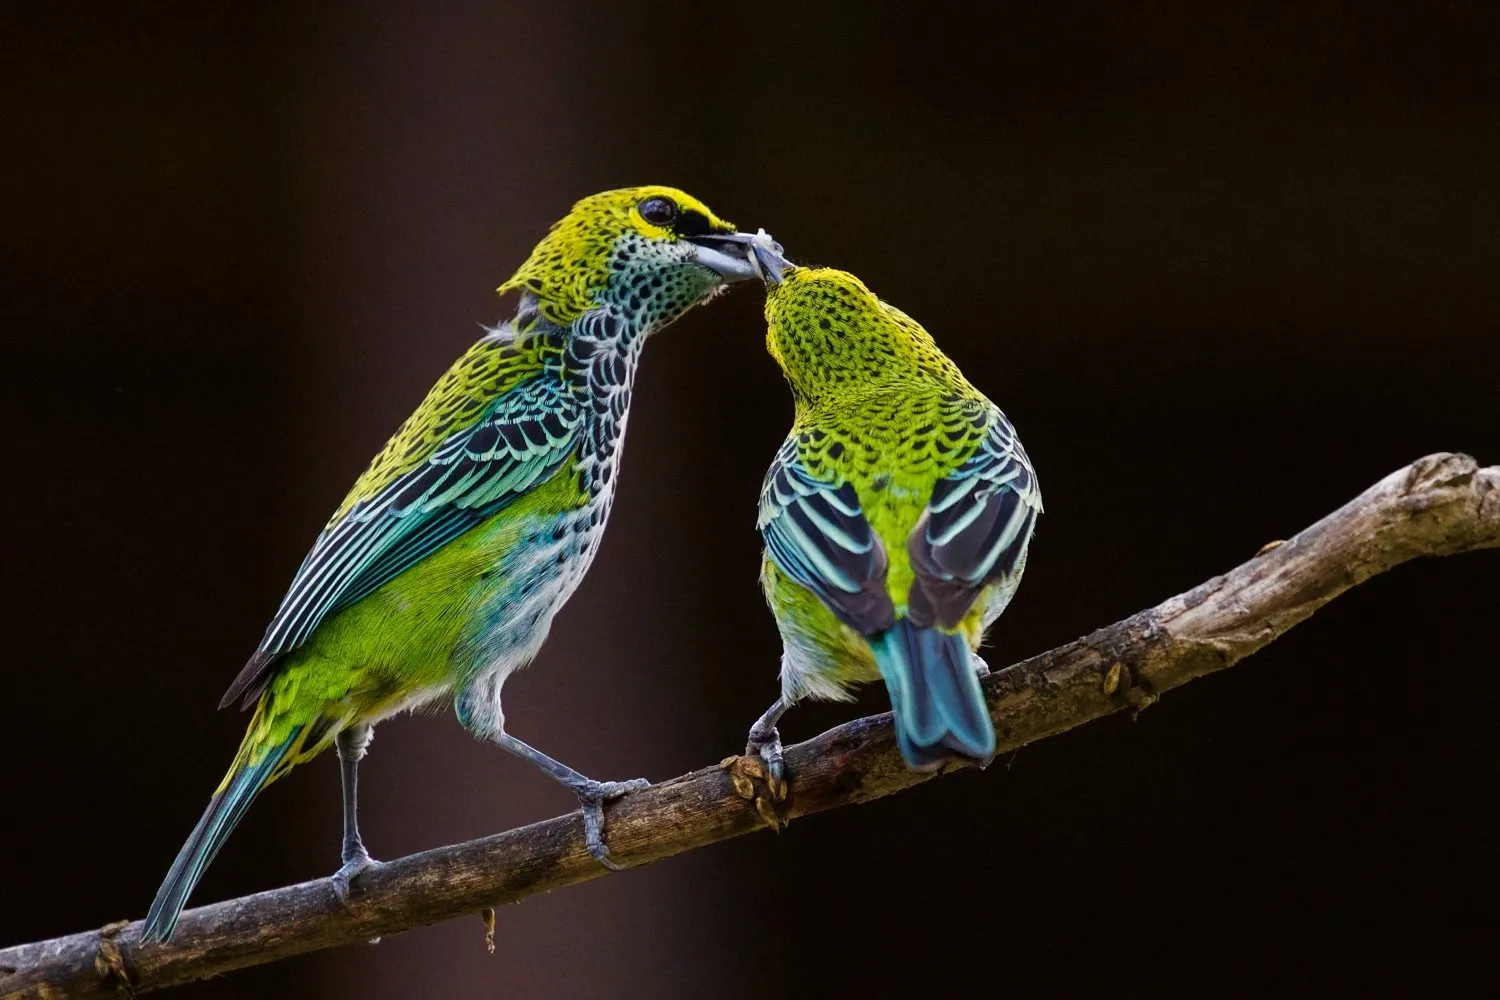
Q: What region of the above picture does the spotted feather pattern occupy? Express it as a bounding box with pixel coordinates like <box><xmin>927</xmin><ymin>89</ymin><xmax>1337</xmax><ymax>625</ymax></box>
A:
<box><xmin>498</xmin><ymin>186</ymin><xmax>734</xmax><ymax>328</ymax></box>
<box><xmin>332</xmin><ymin>332</ymin><xmax>562</xmax><ymax>522</ymax></box>
<box><xmin>758</xmin><ymin>267</ymin><xmax>1042</xmax><ymax>702</ymax></box>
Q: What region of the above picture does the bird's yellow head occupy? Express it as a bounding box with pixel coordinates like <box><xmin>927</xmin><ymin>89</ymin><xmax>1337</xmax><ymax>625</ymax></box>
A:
<box><xmin>499</xmin><ymin>186</ymin><xmax>763</xmax><ymax>330</ymax></box>
<box><xmin>762</xmin><ymin>267</ymin><xmax>959</xmax><ymax>404</ymax></box>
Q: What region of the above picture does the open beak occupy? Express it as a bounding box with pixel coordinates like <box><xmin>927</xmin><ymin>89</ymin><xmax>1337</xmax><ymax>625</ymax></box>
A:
<box><xmin>684</xmin><ymin>229</ymin><xmax>791</xmax><ymax>283</ymax></box>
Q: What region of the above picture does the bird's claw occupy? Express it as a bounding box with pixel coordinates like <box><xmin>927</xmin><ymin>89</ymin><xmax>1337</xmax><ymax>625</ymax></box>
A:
<box><xmin>746</xmin><ymin>724</ymin><xmax>788</xmax><ymax>799</ymax></box>
<box><xmin>724</xmin><ymin>730</ymin><xmax>789</xmax><ymax>830</ymax></box>
<box><xmin>331</xmin><ymin>849</ymin><xmax>381</xmax><ymax>912</ymax></box>
<box><xmin>755</xmin><ymin>737</ymin><xmax>787</xmax><ymax>802</ymax></box>
<box><xmin>573</xmin><ymin>777</ymin><xmax>649</xmax><ymax>871</ymax></box>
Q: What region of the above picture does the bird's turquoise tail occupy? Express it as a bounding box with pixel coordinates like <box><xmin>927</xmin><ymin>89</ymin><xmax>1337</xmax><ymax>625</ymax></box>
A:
<box><xmin>142</xmin><ymin>727</ymin><xmax>301</xmax><ymax>943</ymax></box>
<box><xmin>872</xmin><ymin>621</ymin><xmax>996</xmax><ymax>770</ymax></box>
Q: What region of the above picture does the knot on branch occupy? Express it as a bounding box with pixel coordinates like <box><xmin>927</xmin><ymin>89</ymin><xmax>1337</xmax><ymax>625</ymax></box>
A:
<box><xmin>1402</xmin><ymin>452</ymin><xmax>1477</xmax><ymax>496</ymax></box>
<box><xmin>93</xmin><ymin>920</ymin><xmax>136</xmax><ymax>996</ymax></box>
<box><xmin>1387</xmin><ymin>453</ymin><xmax>1499</xmax><ymax>556</ymax></box>
<box><xmin>1100</xmin><ymin>660</ymin><xmax>1159</xmax><ymax>717</ymax></box>
<box><xmin>721</xmin><ymin>755</ymin><xmax>788</xmax><ymax>830</ymax></box>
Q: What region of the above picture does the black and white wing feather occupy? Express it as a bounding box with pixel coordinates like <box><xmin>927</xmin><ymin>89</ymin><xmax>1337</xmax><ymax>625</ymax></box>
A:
<box><xmin>907</xmin><ymin>407</ymin><xmax>1041</xmax><ymax>630</ymax></box>
<box><xmin>757</xmin><ymin>437</ymin><xmax>896</xmax><ymax>636</ymax></box>
<box><xmin>221</xmin><ymin>374</ymin><xmax>580</xmax><ymax>708</ymax></box>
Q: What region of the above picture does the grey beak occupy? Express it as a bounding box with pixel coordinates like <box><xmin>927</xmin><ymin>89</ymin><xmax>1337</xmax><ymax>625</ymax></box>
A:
<box><xmin>747</xmin><ymin>231</ymin><xmax>790</xmax><ymax>284</ymax></box>
<box><xmin>684</xmin><ymin>229</ymin><xmax>790</xmax><ymax>283</ymax></box>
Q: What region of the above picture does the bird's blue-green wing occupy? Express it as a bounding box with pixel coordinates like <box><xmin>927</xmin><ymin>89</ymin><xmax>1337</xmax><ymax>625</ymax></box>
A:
<box><xmin>757</xmin><ymin>437</ymin><xmax>896</xmax><ymax>636</ymax></box>
<box><xmin>222</xmin><ymin>349</ymin><xmax>580</xmax><ymax>708</ymax></box>
<box><xmin>907</xmin><ymin>406</ymin><xmax>1041</xmax><ymax>629</ymax></box>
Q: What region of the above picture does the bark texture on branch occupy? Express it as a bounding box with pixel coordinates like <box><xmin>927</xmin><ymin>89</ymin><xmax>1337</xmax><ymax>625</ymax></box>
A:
<box><xmin>4</xmin><ymin>453</ymin><xmax>1496</xmax><ymax>999</ymax></box>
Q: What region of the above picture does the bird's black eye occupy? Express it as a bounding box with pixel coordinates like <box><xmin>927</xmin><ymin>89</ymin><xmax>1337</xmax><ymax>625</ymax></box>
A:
<box><xmin>638</xmin><ymin>196</ymin><xmax>678</xmax><ymax>227</ymax></box>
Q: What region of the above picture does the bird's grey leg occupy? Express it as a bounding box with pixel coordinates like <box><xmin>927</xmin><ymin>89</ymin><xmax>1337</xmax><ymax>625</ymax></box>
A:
<box><xmin>488</xmin><ymin>732</ymin><xmax>649</xmax><ymax>872</ymax></box>
<box><xmin>454</xmin><ymin>682</ymin><xmax>648</xmax><ymax>869</ymax></box>
<box><xmin>971</xmin><ymin>652</ymin><xmax>992</xmax><ymax>678</ymax></box>
<box><xmin>745</xmin><ymin>697</ymin><xmax>790</xmax><ymax>799</ymax></box>
<box><xmin>331</xmin><ymin>723</ymin><xmax>380</xmax><ymax>905</ymax></box>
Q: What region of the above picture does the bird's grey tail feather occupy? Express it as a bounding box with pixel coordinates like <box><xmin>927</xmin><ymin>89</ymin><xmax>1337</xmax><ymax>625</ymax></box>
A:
<box><xmin>873</xmin><ymin>620</ymin><xmax>995</xmax><ymax>770</ymax></box>
<box><xmin>142</xmin><ymin>730</ymin><xmax>299</xmax><ymax>943</ymax></box>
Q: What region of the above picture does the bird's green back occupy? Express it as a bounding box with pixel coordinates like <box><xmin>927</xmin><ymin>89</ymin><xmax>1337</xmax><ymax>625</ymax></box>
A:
<box><xmin>764</xmin><ymin>268</ymin><xmax>994</xmax><ymax>602</ymax></box>
<box><xmin>335</xmin><ymin>332</ymin><xmax>565</xmax><ymax>522</ymax></box>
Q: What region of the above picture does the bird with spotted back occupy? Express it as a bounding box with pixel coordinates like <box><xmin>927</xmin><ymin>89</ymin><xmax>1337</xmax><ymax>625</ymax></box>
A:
<box><xmin>143</xmin><ymin>187</ymin><xmax>773</xmax><ymax>942</ymax></box>
<box><xmin>742</xmin><ymin>256</ymin><xmax>1042</xmax><ymax>795</ymax></box>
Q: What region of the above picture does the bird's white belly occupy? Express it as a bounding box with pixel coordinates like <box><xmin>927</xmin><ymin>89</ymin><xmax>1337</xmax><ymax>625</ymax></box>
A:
<box><xmin>451</xmin><ymin>490</ymin><xmax>614</xmax><ymax>736</ymax></box>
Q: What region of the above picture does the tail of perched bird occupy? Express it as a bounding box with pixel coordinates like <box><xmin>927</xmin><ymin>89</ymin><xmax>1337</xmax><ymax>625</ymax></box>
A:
<box><xmin>142</xmin><ymin>720</ymin><xmax>304</xmax><ymax>942</ymax></box>
<box><xmin>871</xmin><ymin>620</ymin><xmax>996</xmax><ymax>770</ymax></box>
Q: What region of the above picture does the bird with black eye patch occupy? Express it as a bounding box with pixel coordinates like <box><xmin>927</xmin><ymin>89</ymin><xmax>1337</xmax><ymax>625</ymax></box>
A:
<box><xmin>739</xmin><ymin>250</ymin><xmax>1042</xmax><ymax>798</ymax></box>
<box><xmin>142</xmin><ymin>187</ymin><xmax>775</xmax><ymax>943</ymax></box>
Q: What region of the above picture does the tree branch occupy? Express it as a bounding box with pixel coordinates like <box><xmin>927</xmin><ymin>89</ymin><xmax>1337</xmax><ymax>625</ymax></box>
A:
<box><xmin>4</xmin><ymin>453</ymin><xmax>1497</xmax><ymax>999</ymax></box>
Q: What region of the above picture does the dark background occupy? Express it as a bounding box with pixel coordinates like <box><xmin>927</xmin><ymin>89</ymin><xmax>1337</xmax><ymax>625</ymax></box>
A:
<box><xmin>3</xmin><ymin>2</ymin><xmax>1497</xmax><ymax>996</ymax></box>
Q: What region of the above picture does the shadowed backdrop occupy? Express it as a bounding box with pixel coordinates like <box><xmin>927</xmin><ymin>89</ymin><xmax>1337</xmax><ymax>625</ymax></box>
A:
<box><xmin>3</xmin><ymin>2</ymin><xmax>1497</xmax><ymax>996</ymax></box>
